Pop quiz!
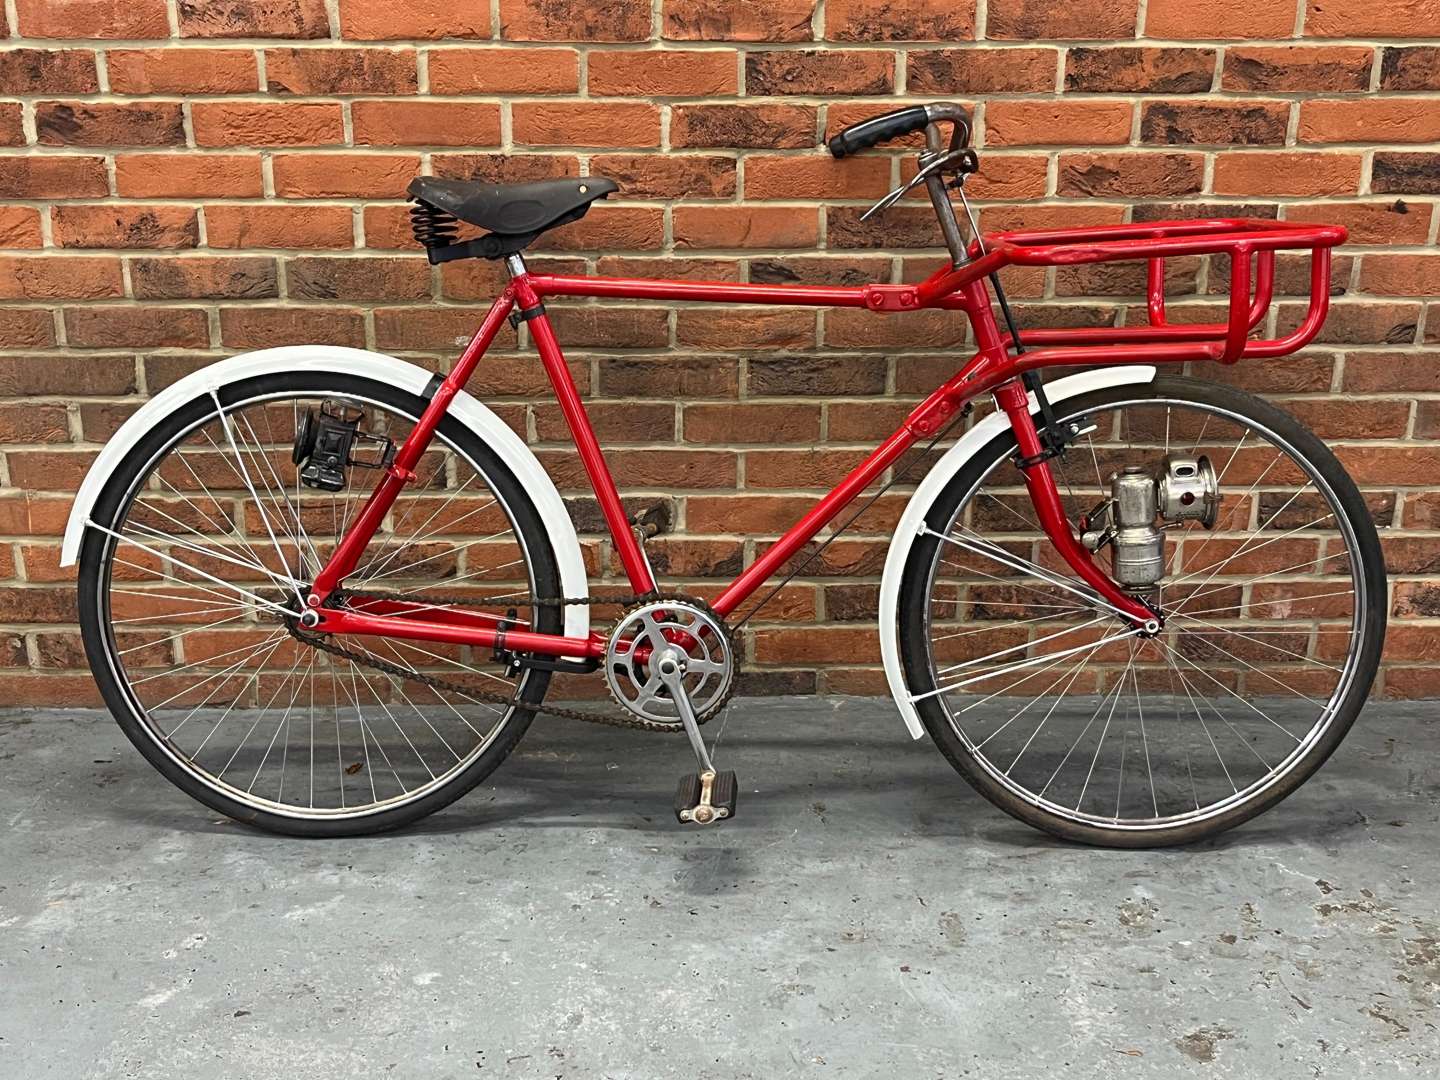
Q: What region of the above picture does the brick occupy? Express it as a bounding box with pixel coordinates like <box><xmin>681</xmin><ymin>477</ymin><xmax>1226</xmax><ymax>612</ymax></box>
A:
<box><xmin>1223</xmin><ymin>46</ymin><xmax>1374</xmax><ymax>93</ymax></box>
<box><xmin>52</xmin><ymin>206</ymin><xmax>199</xmax><ymax>250</ymax></box>
<box><xmin>1057</xmin><ymin>153</ymin><xmax>1204</xmax><ymax>198</ymax></box>
<box><xmin>748</xmin><ymin>254</ymin><xmax>888</xmax><ymax>286</ymax></box>
<box><xmin>205</xmin><ymin>205</ymin><xmax>355</xmax><ymax>249</ymax></box>
<box><xmin>671</xmin><ymin>104</ymin><xmax>816</xmax><ymax>148</ymax></box>
<box><xmin>683</xmin><ymin>403</ymin><xmax>820</xmax><ymax>443</ymax></box>
<box><xmin>130</xmin><ymin>257</ymin><xmax>279</xmax><ymax>300</ymax></box>
<box><xmin>747</xmin><ymin>50</ymin><xmax>894</xmax><ymax>95</ymax></box>
<box><xmin>541</xmin><ymin>206</ymin><xmax>664</xmax><ymax>251</ymax></box>
<box><xmin>0</xmin><ymin>308</ymin><xmax>56</xmax><ymax>348</ymax></box>
<box><xmin>1379</xmin><ymin>47</ymin><xmax>1440</xmax><ymax>92</ymax></box>
<box><xmin>359</xmin><ymin>205</ymin><xmax>415</xmax><ymax>249</ymax></box>
<box><xmin>0</xmin><ymin>50</ymin><xmax>99</xmax><ymax>94</ymax></box>
<box><xmin>220</xmin><ymin>307</ymin><xmax>367</xmax><ymax>349</ymax></box>
<box><xmin>588</xmin><ymin>50</ymin><xmax>737</xmax><ymax>97</ymax></box>
<box><xmin>340</xmin><ymin>0</ymin><xmax>488</xmax><ymax>39</ymax></box>
<box><xmin>745</xmin><ymin>153</ymin><xmax>890</xmax><ymax>199</ymax></box>
<box><xmin>14</xmin><ymin>0</ymin><xmax>168</xmax><ymax>38</ymax></box>
<box><xmin>1360</xmin><ymin>256</ymin><xmax>1440</xmax><ymax>297</ymax></box>
<box><xmin>0</xmin><ymin>257</ymin><xmax>124</xmax><ymax>300</ymax></box>
<box><xmin>0</xmin><ymin>355</ymin><xmax>135</xmax><ymax>395</ymax></box>
<box><xmin>1373</xmin><ymin>153</ymin><xmax>1440</xmax><ymax>196</ymax></box>
<box><xmin>675</xmin><ymin>307</ymin><xmax>816</xmax><ymax>349</ymax></box>
<box><xmin>1285</xmin><ymin>200</ymin><xmax>1432</xmax><ymax>246</ymax></box>
<box><xmin>1276</xmin><ymin>301</ymin><xmax>1419</xmax><ymax>345</ymax></box>
<box><xmin>588</xmin><ymin>154</ymin><xmax>736</xmax><ymax>199</ymax></box>
<box><xmin>663</xmin><ymin>0</ymin><xmax>818</xmax><ymax>41</ymax></box>
<box><xmin>541</xmin><ymin>306</ymin><xmax>669</xmax><ymax>347</ymax></box>
<box><xmin>372</xmin><ymin>308</ymin><xmax>499</xmax><ymax>351</ymax></box>
<box><xmin>920</xmin><ymin>153</ymin><xmax>1048</xmax><ymax>201</ymax></box>
<box><xmin>594</xmin><ymin>255</ymin><xmax>738</xmax><ymax>281</ymax></box>
<box><xmin>513</xmin><ymin>103</ymin><xmax>661</xmax><ymax>148</ymax></box>
<box><xmin>1305</xmin><ymin>0</ymin><xmax>1440</xmax><ymax>38</ymax></box>
<box><xmin>1299</xmin><ymin>100</ymin><xmax>1440</xmax><ymax>145</ymax></box>
<box><xmin>0</xmin><ymin>158</ymin><xmax>106</xmax><ymax>203</ymax></box>
<box><xmin>674</xmin><ymin>206</ymin><xmax>819</xmax><ymax>249</ymax></box>
<box><xmin>108</xmin><ymin>49</ymin><xmax>258</xmax><ymax>94</ymax></box>
<box><xmin>985</xmin><ymin>100</ymin><xmax>1132</xmax><ymax>147</ymax></box>
<box><xmin>36</xmin><ymin>102</ymin><xmax>184</xmax><ymax>147</ymax></box>
<box><xmin>1147</xmin><ymin>0</ymin><xmax>1296</xmax><ymax>38</ymax></box>
<box><xmin>265</xmin><ymin>48</ymin><xmax>417</xmax><ymax>95</ymax></box>
<box><xmin>824</xmin><ymin>308</ymin><xmax>968</xmax><ymax>347</ymax></box>
<box><xmin>1140</xmin><ymin>101</ymin><xmax>1288</xmax><ymax>146</ymax></box>
<box><xmin>365</xmin><ymin>105</ymin><xmax>503</xmax><ymax>152</ymax></box>
<box><xmin>272</xmin><ymin>153</ymin><xmax>419</xmax><ymax>198</ymax></box>
<box><xmin>826</xmin><ymin>205</ymin><xmax>941</xmax><ymax>249</ymax></box>
<box><xmin>0</xmin><ymin>105</ymin><xmax>22</xmax><ymax>146</ymax></box>
<box><xmin>114</xmin><ymin>154</ymin><xmax>264</xmax><ymax>198</ymax></box>
<box><xmin>988</xmin><ymin>0</ymin><xmax>1137</xmax><ymax>39</ymax></box>
<box><xmin>533</xmin><ymin>402</ymin><xmax>675</xmax><ymax>445</ymax></box>
<box><xmin>191</xmin><ymin>102</ymin><xmax>345</xmax><ymax>147</ymax></box>
<box><xmin>431</xmin><ymin>153</ymin><xmax>580</xmax><ymax>183</ymax></box>
<box><xmin>746</xmin><ymin>448</ymin><xmax>871</xmax><ymax>488</ymax></box>
<box><xmin>65</xmin><ymin>307</ymin><xmax>209</xmax><ymax>349</ymax></box>
<box><xmin>501</xmin><ymin>0</ymin><xmax>651</xmax><ymax>40</ymax></box>
<box><xmin>0</xmin><ymin>208</ymin><xmax>43</xmax><ymax>249</ymax></box>
<box><xmin>1210</xmin><ymin>152</ymin><xmax>1361</xmax><ymax>197</ymax></box>
<box><xmin>907</xmin><ymin>48</ymin><xmax>1059</xmax><ymax>94</ymax></box>
<box><xmin>0</xmin><ymin>405</ymin><xmax>68</xmax><ymax>444</ymax></box>
<box><xmin>824</xmin><ymin>0</ymin><xmax>975</xmax><ymax>40</ymax></box>
<box><xmin>1065</xmin><ymin>48</ymin><xmax>1215</xmax><ymax>93</ymax></box>
<box><xmin>429</xmin><ymin>48</ymin><xmax>579</xmax><ymax>95</ymax></box>
<box><xmin>598</xmin><ymin>356</ymin><xmax>738</xmax><ymax>398</ymax></box>
<box><xmin>178</xmin><ymin>0</ymin><xmax>330</xmax><ymax>37</ymax></box>
<box><xmin>287</xmin><ymin>256</ymin><xmax>431</xmax><ymax>301</ymax></box>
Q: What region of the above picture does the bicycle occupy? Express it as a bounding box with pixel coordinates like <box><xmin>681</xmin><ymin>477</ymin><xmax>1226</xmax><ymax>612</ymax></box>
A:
<box><xmin>64</xmin><ymin>102</ymin><xmax>1385</xmax><ymax>846</ymax></box>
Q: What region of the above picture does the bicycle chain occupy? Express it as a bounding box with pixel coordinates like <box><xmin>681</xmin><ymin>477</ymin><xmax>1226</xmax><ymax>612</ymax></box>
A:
<box><xmin>282</xmin><ymin>588</ymin><xmax>736</xmax><ymax>734</ymax></box>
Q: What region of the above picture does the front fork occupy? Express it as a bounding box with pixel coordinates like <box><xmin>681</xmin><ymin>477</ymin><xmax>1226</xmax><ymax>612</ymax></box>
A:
<box><xmin>991</xmin><ymin>379</ymin><xmax>1160</xmax><ymax>629</ymax></box>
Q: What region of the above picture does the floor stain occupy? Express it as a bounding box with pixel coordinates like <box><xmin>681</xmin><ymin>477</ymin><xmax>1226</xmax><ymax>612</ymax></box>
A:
<box><xmin>1174</xmin><ymin>1026</ymin><xmax>1234</xmax><ymax>1063</ymax></box>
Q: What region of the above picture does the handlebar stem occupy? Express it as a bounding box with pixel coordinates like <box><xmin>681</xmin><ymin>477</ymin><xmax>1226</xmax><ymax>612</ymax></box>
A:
<box><xmin>920</xmin><ymin>128</ymin><xmax>970</xmax><ymax>267</ymax></box>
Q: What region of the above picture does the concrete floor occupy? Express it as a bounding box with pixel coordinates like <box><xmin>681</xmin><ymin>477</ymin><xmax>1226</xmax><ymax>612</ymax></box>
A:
<box><xmin>1</xmin><ymin>698</ymin><xmax>1437</xmax><ymax>1079</ymax></box>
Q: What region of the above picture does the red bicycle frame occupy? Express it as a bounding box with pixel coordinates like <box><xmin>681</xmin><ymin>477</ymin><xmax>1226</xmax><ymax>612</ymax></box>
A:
<box><xmin>304</xmin><ymin>217</ymin><xmax>1345</xmax><ymax>662</ymax></box>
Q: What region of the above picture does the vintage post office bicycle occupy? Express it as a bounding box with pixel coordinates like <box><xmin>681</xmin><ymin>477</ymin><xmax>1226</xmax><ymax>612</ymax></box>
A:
<box><xmin>65</xmin><ymin>103</ymin><xmax>1385</xmax><ymax>845</ymax></box>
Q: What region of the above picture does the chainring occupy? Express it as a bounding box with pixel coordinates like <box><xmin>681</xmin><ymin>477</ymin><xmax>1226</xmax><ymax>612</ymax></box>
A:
<box><xmin>603</xmin><ymin>598</ymin><xmax>736</xmax><ymax>726</ymax></box>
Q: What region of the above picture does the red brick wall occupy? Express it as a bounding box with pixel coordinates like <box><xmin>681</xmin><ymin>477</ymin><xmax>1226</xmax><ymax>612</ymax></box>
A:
<box><xmin>2</xmin><ymin>0</ymin><xmax>1439</xmax><ymax>701</ymax></box>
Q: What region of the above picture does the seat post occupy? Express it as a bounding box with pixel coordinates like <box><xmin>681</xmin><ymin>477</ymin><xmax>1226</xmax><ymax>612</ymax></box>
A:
<box><xmin>505</xmin><ymin>253</ymin><xmax>528</xmax><ymax>279</ymax></box>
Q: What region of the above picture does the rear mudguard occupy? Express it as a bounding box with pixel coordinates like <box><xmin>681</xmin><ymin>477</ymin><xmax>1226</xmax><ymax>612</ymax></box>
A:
<box><xmin>880</xmin><ymin>366</ymin><xmax>1158</xmax><ymax>738</ymax></box>
<box><xmin>60</xmin><ymin>346</ymin><xmax>592</xmax><ymax>647</ymax></box>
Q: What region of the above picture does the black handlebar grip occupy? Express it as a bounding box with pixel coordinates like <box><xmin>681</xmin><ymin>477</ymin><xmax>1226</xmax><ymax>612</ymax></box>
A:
<box><xmin>827</xmin><ymin>105</ymin><xmax>931</xmax><ymax>159</ymax></box>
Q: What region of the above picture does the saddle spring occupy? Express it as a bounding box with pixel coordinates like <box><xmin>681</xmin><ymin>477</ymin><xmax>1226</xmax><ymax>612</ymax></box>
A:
<box><xmin>408</xmin><ymin>199</ymin><xmax>459</xmax><ymax>254</ymax></box>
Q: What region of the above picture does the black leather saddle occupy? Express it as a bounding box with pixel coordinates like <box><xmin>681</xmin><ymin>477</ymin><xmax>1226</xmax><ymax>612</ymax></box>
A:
<box><xmin>407</xmin><ymin>176</ymin><xmax>618</xmax><ymax>262</ymax></box>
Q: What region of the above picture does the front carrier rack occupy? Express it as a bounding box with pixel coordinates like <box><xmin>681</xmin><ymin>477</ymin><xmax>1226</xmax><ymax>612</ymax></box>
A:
<box><xmin>912</xmin><ymin>217</ymin><xmax>1346</xmax><ymax>374</ymax></box>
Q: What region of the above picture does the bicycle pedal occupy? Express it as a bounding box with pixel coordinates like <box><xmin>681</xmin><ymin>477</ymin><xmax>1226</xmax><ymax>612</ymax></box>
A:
<box><xmin>674</xmin><ymin>769</ymin><xmax>737</xmax><ymax>826</ymax></box>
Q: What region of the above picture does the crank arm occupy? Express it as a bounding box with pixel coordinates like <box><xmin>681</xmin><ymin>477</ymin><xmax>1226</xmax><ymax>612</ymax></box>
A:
<box><xmin>654</xmin><ymin>648</ymin><xmax>714</xmax><ymax>774</ymax></box>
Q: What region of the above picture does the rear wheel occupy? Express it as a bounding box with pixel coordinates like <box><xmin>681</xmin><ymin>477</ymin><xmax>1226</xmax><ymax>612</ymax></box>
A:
<box><xmin>899</xmin><ymin>376</ymin><xmax>1386</xmax><ymax>846</ymax></box>
<box><xmin>78</xmin><ymin>370</ymin><xmax>562</xmax><ymax>836</ymax></box>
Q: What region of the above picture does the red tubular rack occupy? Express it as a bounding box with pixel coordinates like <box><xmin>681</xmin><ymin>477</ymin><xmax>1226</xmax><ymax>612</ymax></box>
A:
<box><xmin>915</xmin><ymin>218</ymin><xmax>1347</xmax><ymax>367</ymax></box>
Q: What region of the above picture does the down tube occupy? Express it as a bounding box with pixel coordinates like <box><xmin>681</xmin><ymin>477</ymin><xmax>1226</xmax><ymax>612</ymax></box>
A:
<box><xmin>710</xmin><ymin>423</ymin><xmax>920</xmax><ymax>619</ymax></box>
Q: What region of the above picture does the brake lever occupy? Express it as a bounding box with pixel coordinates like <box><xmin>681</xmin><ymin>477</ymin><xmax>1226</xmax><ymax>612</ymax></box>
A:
<box><xmin>858</xmin><ymin>147</ymin><xmax>979</xmax><ymax>222</ymax></box>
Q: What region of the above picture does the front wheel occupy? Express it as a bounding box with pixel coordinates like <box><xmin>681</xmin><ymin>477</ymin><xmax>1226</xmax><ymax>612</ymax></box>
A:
<box><xmin>77</xmin><ymin>369</ymin><xmax>562</xmax><ymax>836</ymax></box>
<box><xmin>899</xmin><ymin>375</ymin><xmax>1387</xmax><ymax>847</ymax></box>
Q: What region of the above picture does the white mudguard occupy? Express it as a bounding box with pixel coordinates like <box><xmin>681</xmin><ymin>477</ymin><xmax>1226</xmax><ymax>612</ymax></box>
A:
<box><xmin>880</xmin><ymin>366</ymin><xmax>1158</xmax><ymax>739</ymax></box>
<box><xmin>60</xmin><ymin>346</ymin><xmax>591</xmax><ymax>646</ymax></box>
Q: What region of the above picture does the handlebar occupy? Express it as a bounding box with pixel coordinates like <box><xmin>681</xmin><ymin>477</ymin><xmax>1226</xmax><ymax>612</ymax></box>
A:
<box><xmin>826</xmin><ymin>102</ymin><xmax>971</xmax><ymax>158</ymax></box>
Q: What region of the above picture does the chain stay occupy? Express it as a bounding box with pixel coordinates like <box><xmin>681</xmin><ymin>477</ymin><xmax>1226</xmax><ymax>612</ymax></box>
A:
<box><xmin>283</xmin><ymin>587</ymin><xmax>734</xmax><ymax>734</ymax></box>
